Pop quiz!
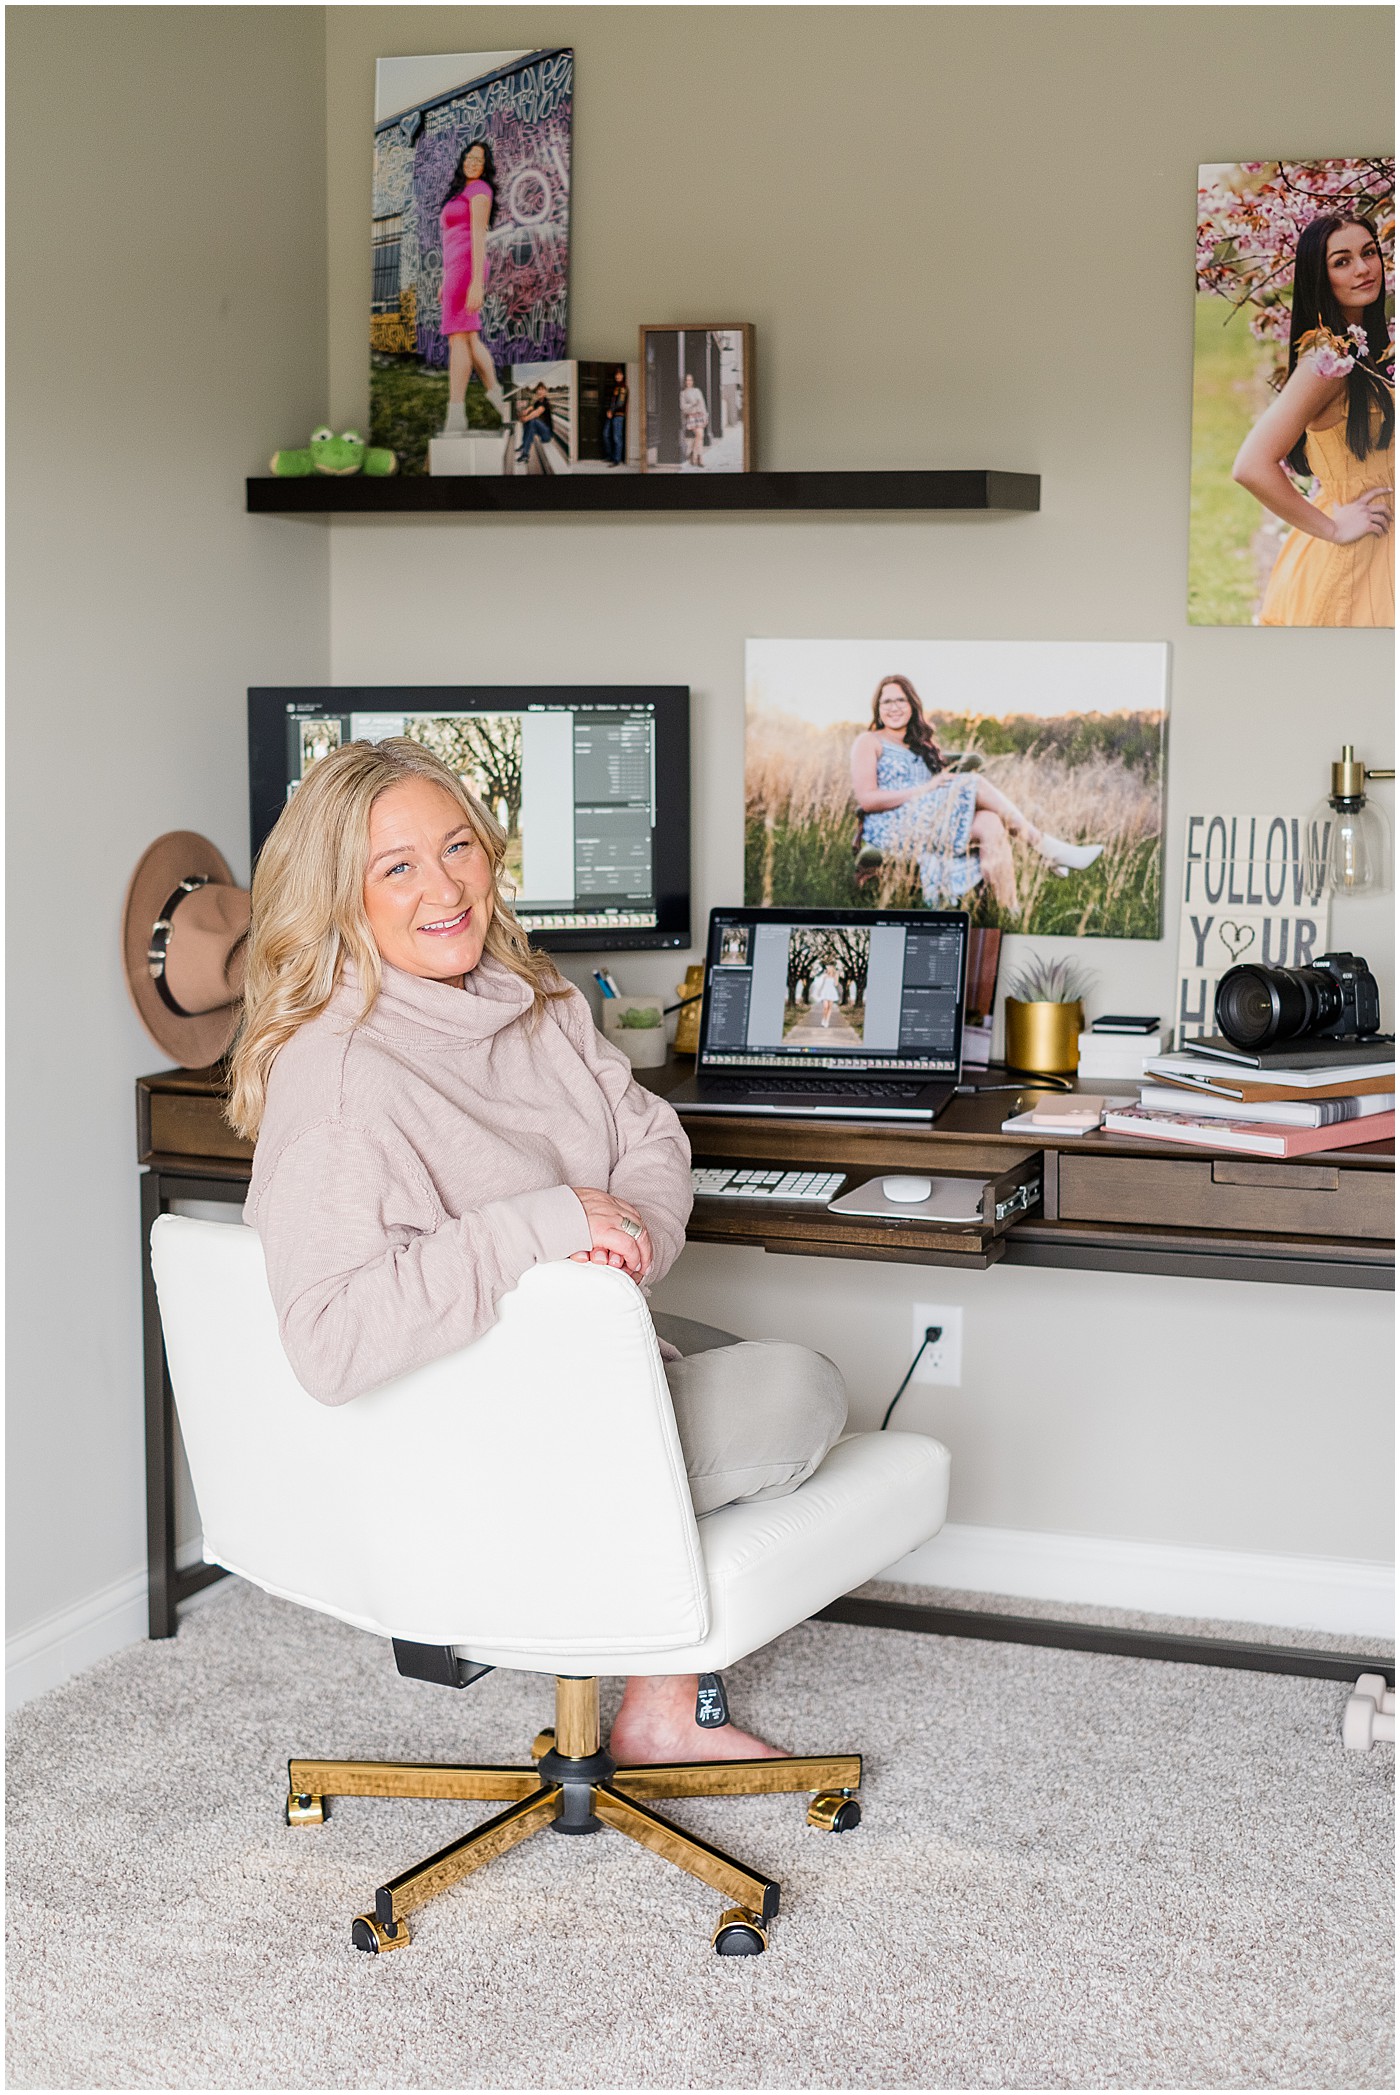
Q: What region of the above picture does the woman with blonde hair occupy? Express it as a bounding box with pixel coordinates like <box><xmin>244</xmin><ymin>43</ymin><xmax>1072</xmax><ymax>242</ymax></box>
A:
<box><xmin>228</xmin><ymin>737</ymin><xmax>845</xmax><ymax>1764</ymax></box>
<box><xmin>808</xmin><ymin>964</ymin><xmax>842</xmax><ymax>1029</ymax></box>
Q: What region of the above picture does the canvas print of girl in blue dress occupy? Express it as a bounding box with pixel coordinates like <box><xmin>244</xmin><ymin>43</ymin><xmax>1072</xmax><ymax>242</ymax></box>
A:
<box><xmin>745</xmin><ymin>640</ymin><xmax>1168</xmax><ymax>941</ymax></box>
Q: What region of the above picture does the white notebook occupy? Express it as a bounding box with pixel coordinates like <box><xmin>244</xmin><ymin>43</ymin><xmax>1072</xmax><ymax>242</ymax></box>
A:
<box><xmin>1137</xmin><ymin>1084</ymin><xmax>1394</xmax><ymax>1128</ymax></box>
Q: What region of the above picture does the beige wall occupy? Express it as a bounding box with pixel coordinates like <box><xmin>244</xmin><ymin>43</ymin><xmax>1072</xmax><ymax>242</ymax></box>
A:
<box><xmin>6</xmin><ymin>7</ymin><xmax>330</xmax><ymax>1638</ymax></box>
<box><xmin>323</xmin><ymin>7</ymin><xmax>1393</xmax><ymax>1566</ymax></box>
<box><xmin>6</xmin><ymin>7</ymin><xmax>1393</xmax><ymax>1660</ymax></box>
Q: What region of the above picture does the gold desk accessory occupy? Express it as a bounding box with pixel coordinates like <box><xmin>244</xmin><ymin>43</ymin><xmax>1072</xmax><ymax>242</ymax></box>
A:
<box><xmin>671</xmin><ymin>964</ymin><xmax>705</xmax><ymax>1055</ymax></box>
<box><xmin>1003</xmin><ymin>996</ymin><xmax>1083</xmax><ymax>1076</ymax></box>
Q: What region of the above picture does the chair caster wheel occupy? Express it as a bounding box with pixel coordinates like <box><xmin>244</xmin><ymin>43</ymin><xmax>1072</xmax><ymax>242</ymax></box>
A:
<box><xmin>712</xmin><ymin>1907</ymin><xmax>767</xmax><ymax>1956</ymax></box>
<box><xmin>531</xmin><ymin>1728</ymin><xmax>556</xmax><ymax>1759</ymax></box>
<box><xmin>351</xmin><ymin>1913</ymin><xmax>409</xmax><ymax>1953</ymax></box>
<box><xmin>285</xmin><ymin>1792</ymin><xmax>325</xmax><ymax>1826</ymax></box>
<box><xmin>808</xmin><ymin>1791</ymin><xmax>861</xmax><ymax>1833</ymax></box>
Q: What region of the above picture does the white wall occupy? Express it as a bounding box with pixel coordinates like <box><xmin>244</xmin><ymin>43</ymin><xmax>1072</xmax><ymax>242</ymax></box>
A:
<box><xmin>6</xmin><ymin>7</ymin><xmax>331</xmax><ymax>1669</ymax></box>
<box><xmin>322</xmin><ymin>7</ymin><xmax>1394</xmax><ymax>1596</ymax></box>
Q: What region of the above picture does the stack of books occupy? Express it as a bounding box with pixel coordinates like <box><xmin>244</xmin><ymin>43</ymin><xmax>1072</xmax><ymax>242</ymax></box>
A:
<box><xmin>1099</xmin><ymin>1035</ymin><xmax>1395</xmax><ymax>1158</ymax></box>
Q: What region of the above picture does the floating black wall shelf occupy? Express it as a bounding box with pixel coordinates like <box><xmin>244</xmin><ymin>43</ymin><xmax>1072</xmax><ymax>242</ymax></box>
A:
<box><xmin>245</xmin><ymin>469</ymin><xmax>1040</xmax><ymax>516</ymax></box>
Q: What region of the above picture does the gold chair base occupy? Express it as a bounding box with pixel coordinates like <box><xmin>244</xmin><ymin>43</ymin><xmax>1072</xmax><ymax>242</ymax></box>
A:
<box><xmin>287</xmin><ymin>1677</ymin><xmax>861</xmax><ymax>1954</ymax></box>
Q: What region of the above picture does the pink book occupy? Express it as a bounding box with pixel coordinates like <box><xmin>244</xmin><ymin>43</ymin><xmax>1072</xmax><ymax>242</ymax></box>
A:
<box><xmin>1101</xmin><ymin>1105</ymin><xmax>1395</xmax><ymax>1159</ymax></box>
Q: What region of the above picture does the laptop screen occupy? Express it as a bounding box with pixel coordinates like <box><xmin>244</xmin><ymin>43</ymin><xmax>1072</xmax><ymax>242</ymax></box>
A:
<box><xmin>698</xmin><ymin>909</ymin><xmax>967</xmax><ymax>1079</ymax></box>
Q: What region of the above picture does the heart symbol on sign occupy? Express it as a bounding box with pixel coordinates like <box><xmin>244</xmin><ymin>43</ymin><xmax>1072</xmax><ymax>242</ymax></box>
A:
<box><xmin>1218</xmin><ymin>920</ymin><xmax>1257</xmax><ymax>963</ymax></box>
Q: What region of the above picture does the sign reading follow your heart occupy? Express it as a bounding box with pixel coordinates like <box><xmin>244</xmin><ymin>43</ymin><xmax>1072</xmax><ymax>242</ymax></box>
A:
<box><xmin>1175</xmin><ymin>812</ymin><xmax>1331</xmax><ymax>1044</ymax></box>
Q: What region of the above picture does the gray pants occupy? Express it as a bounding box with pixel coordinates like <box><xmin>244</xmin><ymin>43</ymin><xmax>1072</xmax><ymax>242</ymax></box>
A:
<box><xmin>651</xmin><ymin>1312</ymin><xmax>848</xmax><ymax>1519</ymax></box>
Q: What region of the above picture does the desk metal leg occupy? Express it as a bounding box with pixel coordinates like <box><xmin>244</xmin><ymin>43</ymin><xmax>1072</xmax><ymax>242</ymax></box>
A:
<box><xmin>140</xmin><ymin>1171</ymin><xmax>178</xmax><ymax>1639</ymax></box>
<box><xmin>818</xmin><ymin>1595</ymin><xmax>1395</xmax><ymax>1688</ymax></box>
<box><xmin>141</xmin><ymin>1170</ymin><xmax>231</xmax><ymax>1638</ymax></box>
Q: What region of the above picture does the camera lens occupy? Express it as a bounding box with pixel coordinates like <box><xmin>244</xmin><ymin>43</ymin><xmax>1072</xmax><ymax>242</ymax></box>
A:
<box><xmin>1215</xmin><ymin>964</ymin><xmax>1342</xmax><ymax>1047</ymax></box>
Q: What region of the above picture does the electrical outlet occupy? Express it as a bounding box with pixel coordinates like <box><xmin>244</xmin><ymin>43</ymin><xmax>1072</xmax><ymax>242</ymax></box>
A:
<box><xmin>909</xmin><ymin>1304</ymin><xmax>963</xmax><ymax>1387</ymax></box>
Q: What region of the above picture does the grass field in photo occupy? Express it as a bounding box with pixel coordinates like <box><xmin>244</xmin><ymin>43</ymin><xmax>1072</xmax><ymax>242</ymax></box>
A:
<box><xmin>745</xmin><ymin>708</ymin><xmax>1163</xmax><ymax>940</ymax></box>
<box><xmin>369</xmin><ymin>361</ymin><xmax>505</xmax><ymax>476</ymax></box>
<box><xmin>1188</xmin><ymin>294</ymin><xmax>1279</xmax><ymax>626</ymax></box>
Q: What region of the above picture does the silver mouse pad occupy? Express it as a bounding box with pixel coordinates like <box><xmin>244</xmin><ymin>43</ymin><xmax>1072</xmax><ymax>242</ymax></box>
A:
<box><xmin>827</xmin><ymin>1175</ymin><xmax>988</xmax><ymax>1225</ymax></box>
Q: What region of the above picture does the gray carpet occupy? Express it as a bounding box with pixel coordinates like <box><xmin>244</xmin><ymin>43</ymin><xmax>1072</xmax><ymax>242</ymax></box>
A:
<box><xmin>6</xmin><ymin>1577</ymin><xmax>1393</xmax><ymax>2090</ymax></box>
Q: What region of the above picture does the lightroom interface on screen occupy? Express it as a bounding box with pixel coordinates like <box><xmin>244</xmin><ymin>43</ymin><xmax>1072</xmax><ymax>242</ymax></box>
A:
<box><xmin>286</xmin><ymin>702</ymin><xmax>659</xmax><ymax>930</ymax></box>
<box><xmin>703</xmin><ymin>918</ymin><xmax>963</xmax><ymax>1075</ymax></box>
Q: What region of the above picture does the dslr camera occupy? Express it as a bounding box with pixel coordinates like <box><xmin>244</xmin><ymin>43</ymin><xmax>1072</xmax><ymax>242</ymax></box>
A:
<box><xmin>1214</xmin><ymin>952</ymin><xmax>1383</xmax><ymax>1051</ymax></box>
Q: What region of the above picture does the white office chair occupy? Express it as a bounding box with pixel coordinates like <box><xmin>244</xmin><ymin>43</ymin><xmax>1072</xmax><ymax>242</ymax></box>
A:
<box><xmin>149</xmin><ymin>1216</ymin><xmax>950</xmax><ymax>1956</ymax></box>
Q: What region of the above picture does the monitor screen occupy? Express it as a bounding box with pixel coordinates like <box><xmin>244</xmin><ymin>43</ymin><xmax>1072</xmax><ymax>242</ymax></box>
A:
<box><xmin>248</xmin><ymin>686</ymin><xmax>690</xmax><ymax>951</ymax></box>
<box><xmin>698</xmin><ymin>908</ymin><xmax>967</xmax><ymax>1077</ymax></box>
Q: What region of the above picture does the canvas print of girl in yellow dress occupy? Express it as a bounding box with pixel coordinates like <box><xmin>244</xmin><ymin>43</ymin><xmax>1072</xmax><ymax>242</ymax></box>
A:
<box><xmin>1190</xmin><ymin>159</ymin><xmax>1394</xmax><ymax>627</ymax></box>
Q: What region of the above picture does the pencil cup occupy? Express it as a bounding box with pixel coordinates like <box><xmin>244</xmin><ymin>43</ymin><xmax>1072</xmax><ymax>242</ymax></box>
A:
<box><xmin>602</xmin><ymin>996</ymin><xmax>668</xmax><ymax>1068</ymax></box>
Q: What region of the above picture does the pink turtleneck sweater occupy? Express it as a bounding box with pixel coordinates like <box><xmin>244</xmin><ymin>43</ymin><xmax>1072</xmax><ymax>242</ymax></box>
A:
<box><xmin>244</xmin><ymin>958</ymin><xmax>692</xmax><ymax>1405</ymax></box>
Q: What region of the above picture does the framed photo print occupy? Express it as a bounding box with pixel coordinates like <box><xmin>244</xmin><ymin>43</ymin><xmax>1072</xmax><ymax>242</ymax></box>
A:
<box><xmin>640</xmin><ymin>325</ymin><xmax>753</xmax><ymax>472</ymax></box>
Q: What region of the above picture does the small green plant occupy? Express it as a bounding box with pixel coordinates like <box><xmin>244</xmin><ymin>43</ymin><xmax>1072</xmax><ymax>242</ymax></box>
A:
<box><xmin>617</xmin><ymin>1004</ymin><xmax>662</xmax><ymax>1028</ymax></box>
<box><xmin>1005</xmin><ymin>956</ymin><xmax>1097</xmax><ymax>1005</ymax></box>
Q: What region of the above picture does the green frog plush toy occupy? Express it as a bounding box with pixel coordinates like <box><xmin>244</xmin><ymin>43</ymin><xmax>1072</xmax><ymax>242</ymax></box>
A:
<box><xmin>270</xmin><ymin>426</ymin><xmax>397</xmax><ymax>477</ymax></box>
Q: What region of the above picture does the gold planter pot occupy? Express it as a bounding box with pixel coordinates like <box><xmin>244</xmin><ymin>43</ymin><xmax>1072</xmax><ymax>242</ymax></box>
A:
<box><xmin>1003</xmin><ymin>998</ymin><xmax>1082</xmax><ymax>1076</ymax></box>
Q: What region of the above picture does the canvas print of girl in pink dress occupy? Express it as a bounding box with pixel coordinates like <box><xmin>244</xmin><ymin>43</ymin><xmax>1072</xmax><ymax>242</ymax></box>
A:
<box><xmin>370</xmin><ymin>49</ymin><xmax>572</xmax><ymax>474</ymax></box>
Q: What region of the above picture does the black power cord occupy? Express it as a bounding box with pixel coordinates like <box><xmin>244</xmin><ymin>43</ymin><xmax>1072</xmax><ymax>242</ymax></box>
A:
<box><xmin>881</xmin><ymin>1325</ymin><xmax>943</xmax><ymax>1430</ymax></box>
<box><xmin>954</xmin><ymin>1072</ymin><xmax>1075</xmax><ymax>1095</ymax></box>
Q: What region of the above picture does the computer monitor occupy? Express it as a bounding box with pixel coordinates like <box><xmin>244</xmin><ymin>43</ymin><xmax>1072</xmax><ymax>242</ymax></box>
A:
<box><xmin>247</xmin><ymin>686</ymin><xmax>690</xmax><ymax>951</ymax></box>
<box><xmin>696</xmin><ymin>907</ymin><xmax>967</xmax><ymax>1080</ymax></box>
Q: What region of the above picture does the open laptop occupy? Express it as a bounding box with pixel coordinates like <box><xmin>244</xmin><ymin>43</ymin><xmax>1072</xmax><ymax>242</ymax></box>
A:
<box><xmin>666</xmin><ymin>906</ymin><xmax>967</xmax><ymax>1121</ymax></box>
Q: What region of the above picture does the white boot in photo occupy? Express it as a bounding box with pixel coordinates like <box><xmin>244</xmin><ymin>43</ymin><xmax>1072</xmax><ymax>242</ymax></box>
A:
<box><xmin>1034</xmin><ymin>833</ymin><xmax>1104</xmax><ymax>872</ymax></box>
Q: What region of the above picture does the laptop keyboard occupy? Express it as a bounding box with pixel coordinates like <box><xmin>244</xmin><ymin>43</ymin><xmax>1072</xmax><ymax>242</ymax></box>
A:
<box><xmin>734</xmin><ymin>1076</ymin><xmax>927</xmax><ymax>1100</ymax></box>
<box><xmin>691</xmin><ymin>1167</ymin><xmax>847</xmax><ymax>1203</ymax></box>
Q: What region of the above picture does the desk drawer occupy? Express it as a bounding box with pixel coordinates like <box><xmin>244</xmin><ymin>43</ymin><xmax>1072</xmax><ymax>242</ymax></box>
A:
<box><xmin>147</xmin><ymin>1091</ymin><xmax>253</xmax><ymax>1164</ymax></box>
<box><xmin>1058</xmin><ymin>1153</ymin><xmax>1393</xmax><ymax>1242</ymax></box>
<box><xmin>689</xmin><ymin>1147</ymin><xmax>1043</xmax><ymax>1266</ymax></box>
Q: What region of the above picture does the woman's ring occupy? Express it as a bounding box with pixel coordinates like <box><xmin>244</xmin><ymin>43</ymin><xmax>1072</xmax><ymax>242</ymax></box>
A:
<box><xmin>619</xmin><ymin>1215</ymin><xmax>643</xmax><ymax>1239</ymax></box>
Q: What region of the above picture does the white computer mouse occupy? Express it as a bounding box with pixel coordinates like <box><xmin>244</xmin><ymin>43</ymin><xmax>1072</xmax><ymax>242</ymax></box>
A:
<box><xmin>881</xmin><ymin>1175</ymin><xmax>934</xmax><ymax>1204</ymax></box>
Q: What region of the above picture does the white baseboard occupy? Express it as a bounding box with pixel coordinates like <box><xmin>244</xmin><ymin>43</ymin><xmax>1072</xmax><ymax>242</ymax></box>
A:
<box><xmin>10</xmin><ymin>1524</ymin><xmax>1391</xmax><ymax>1715</ymax></box>
<box><xmin>6</xmin><ymin>1542</ymin><xmax>218</xmax><ymax>1713</ymax></box>
<box><xmin>886</xmin><ymin>1522</ymin><xmax>1394</xmax><ymax>1640</ymax></box>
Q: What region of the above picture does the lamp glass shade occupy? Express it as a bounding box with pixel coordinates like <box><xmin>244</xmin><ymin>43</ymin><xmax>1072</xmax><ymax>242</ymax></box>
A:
<box><xmin>1308</xmin><ymin>795</ymin><xmax>1389</xmax><ymax>895</ymax></box>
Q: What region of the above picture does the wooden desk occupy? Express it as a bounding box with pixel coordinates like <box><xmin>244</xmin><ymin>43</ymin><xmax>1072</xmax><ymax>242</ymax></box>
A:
<box><xmin>136</xmin><ymin>1060</ymin><xmax>1394</xmax><ymax>1684</ymax></box>
<box><xmin>667</xmin><ymin>1081</ymin><xmax>1394</xmax><ymax>1294</ymax></box>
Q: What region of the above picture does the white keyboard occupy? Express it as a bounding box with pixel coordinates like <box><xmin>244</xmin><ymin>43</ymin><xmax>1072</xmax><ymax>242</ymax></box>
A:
<box><xmin>691</xmin><ymin>1167</ymin><xmax>847</xmax><ymax>1204</ymax></box>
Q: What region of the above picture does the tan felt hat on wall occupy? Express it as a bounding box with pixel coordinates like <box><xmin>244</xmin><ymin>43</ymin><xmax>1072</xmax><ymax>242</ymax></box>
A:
<box><xmin>122</xmin><ymin>832</ymin><xmax>251</xmax><ymax>1068</ymax></box>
